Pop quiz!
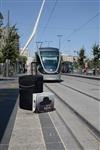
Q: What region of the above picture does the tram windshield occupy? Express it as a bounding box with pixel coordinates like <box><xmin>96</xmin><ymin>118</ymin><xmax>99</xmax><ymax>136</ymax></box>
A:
<box><xmin>40</xmin><ymin>51</ymin><xmax>59</xmax><ymax>72</ymax></box>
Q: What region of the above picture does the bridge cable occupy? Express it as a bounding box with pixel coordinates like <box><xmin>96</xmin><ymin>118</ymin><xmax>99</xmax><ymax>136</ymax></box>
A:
<box><xmin>62</xmin><ymin>11</ymin><xmax>100</xmax><ymax>44</ymax></box>
<box><xmin>21</xmin><ymin>0</ymin><xmax>46</xmax><ymax>55</ymax></box>
<box><xmin>39</xmin><ymin>0</ymin><xmax>58</xmax><ymax>41</ymax></box>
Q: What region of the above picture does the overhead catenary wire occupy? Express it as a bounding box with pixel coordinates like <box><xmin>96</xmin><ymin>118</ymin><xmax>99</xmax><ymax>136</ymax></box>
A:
<box><xmin>62</xmin><ymin>11</ymin><xmax>100</xmax><ymax>43</ymax></box>
<box><xmin>39</xmin><ymin>0</ymin><xmax>58</xmax><ymax>42</ymax></box>
<box><xmin>21</xmin><ymin>0</ymin><xmax>46</xmax><ymax>55</ymax></box>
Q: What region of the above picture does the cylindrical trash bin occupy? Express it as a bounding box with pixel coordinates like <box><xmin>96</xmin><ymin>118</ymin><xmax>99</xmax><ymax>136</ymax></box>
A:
<box><xmin>19</xmin><ymin>88</ymin><xmax>33</xmax><ymax>110</ymax></box>
<box><xmin>19</xmin><ymin>75</ymin><xmax>43</xmax><ymax>110</ymax></box>
<box><xmin>34</xmin><ymin>75</ymin><xmax>43</xmax><ymax>93</ymax></box>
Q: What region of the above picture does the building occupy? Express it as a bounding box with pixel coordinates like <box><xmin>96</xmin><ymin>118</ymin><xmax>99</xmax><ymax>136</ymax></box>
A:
<box><xmin>61</xmin><ymin>54</ymin><xmax>74</xmax><ymax>62</ymax></box>
<box><xmin>61</xmin><ymin>53</ymin><xmax>78</xmax><ymax>63</ymax></box>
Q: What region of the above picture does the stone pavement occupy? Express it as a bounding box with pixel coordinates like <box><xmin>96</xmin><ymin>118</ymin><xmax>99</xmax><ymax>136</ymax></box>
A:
<box><xmin>1</xmin><ymin>74</ymin><xmax>99</xmax><ymax>150</ymax></box>
<box><xmin>8</xmin><ymin>108</ymin><xmax>46</xmax><ymax>150</ymax></box>
<box><xmin>8</xmin><ymin>106</ymin><xmax>65</xmax><ymax>150</ymax></box>
<box><xmin>0</xmin><ymin>78</ymin><xmax>45</xmax><ymax>150</ymax></box>
<box><xmin>0</xmin><ymin>78</ymin><xmax>65</xmax><ymax>150</ymax></box>
<box><xmin>0</xmin><ymin>78</ymin><xmax>46</xmax><ymax>150</ymax></box>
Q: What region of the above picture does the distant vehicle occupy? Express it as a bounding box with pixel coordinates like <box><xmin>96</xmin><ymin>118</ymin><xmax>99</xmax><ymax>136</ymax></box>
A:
<box><xmin>61</xmin><ymin>61</ymin><xmax>73</xmax><ymax>73</ymax></box>
<box><xmin>31</xmin><ymin>47</ymin><xmax>62</xmax><ymax>81</ymax></box>
<box><xmin>87</xmin><ymin>69</ymin><xmax>93</xmax><ymax>75</ymax></box>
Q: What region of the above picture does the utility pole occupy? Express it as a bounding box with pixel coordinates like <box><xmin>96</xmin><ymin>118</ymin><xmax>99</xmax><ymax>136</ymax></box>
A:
<box><xmin>36</xmin><ymin>41</ymin><xmax>43</xmax><ymax>50</ymax></box>
<box><xmin>57</xmin><ymin>35</ymin><xmax>63</xmax><ymax>50</ymax></box>
<box><xmin>5</xmin><ymin>10</ymin><xmax>10</xmax><ymax>77</ymax></box>
<box><xmin>7</xmin><ymin>10</ymin><xmax>10</xmax><ymax>27</ymax></box>
<box><xmin>45</xmin><ymin>41</ymin><xmax>53</xmax><ymax>47</ymax></box>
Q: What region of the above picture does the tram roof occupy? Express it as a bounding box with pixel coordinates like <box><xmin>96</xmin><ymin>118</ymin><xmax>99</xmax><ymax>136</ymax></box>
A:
<box><xmin>39</xmin><ymin>47</ymin><xmax>59</xmax><ymax>51</ymax></box>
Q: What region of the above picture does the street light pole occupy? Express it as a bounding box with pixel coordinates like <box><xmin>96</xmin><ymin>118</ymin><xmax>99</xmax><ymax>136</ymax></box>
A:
<box><xmin>57</xmin><ymin>35</ymin><xmax>63</xmax><ymax>50</ymax></box>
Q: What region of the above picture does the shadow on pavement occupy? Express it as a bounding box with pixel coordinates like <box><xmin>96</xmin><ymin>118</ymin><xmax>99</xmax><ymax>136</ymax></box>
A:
<box><xmin>0</xmin><ymin>88</ymin><xmax>18</xmax><ymax>146</ymax></box>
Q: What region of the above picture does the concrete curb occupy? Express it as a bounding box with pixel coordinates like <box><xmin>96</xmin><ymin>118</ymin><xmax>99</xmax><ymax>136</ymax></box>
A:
<box><xmin>62</xmin><ymin>73</ymin><xmax>100</xmax><ymax>80</ymax></box>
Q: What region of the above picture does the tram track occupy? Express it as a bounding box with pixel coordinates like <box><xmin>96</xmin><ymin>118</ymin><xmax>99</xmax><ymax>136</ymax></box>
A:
<box><xmin>53</xmin><ymin>111</ymin><xmax>84</xmax><ymax>150</ymax></box>
<box><xmin>62</xmin><ymin>75</ymin><xmax>99</xmax><ymax>87</ymax></box>
<box><xmin>55</xmin><ymin>108</ymin><xmax>100</xmax><ymax>150</ymax></box>
<box><xmin>44</xmin><ymin>83</ymin><xmax>100</xmax><ymax>142</ymax></box>
<box><xmin>60</xmin><ymin>82</ymin><xmax>100</xmax><ymax>102</ymax></box>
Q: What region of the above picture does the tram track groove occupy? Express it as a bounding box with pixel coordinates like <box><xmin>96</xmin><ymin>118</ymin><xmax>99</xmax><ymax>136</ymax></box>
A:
<box><xmin>63</xmin><ymin>74</ymin><xmax>100</xmax><ymax>81</ymax></box>
<box><xmin>55</xmin><ymin>104</ymin><xmax>100</xmax><ymax>150</ymax></box>
<box><xmin>54</xmin><ymin>111</ymin><xmax>84</xmax><ymax>150</ymax></box>
<box><xmin>45</xmin><ymin>84</ymin><xmax>100</xmax><ymax>140</ymax></box>
<box><xmin>62</xmin><ymin>74</ymin><xmax>100</xmax><ymax>87</ymax></box>
<box><xmin>43</xmin><ymin>87</ymin><xmax>84</xmax><ymax>150</ymax></box>
<box><xmin>60</xmin><ymin>82</ymin><xmax>100</xmax><ymax>102</ymax></box>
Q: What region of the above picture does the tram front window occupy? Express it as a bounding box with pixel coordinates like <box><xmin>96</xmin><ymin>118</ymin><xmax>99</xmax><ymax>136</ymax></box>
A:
<box><xmin>40</xmin><ymin>51</ymin><xmax>59</xmax><ymax>72</ymax></box>
<box><xmin>42</xmin><ymin>57</ymin><xmax>58</xmax><ymax>71</ymax></box>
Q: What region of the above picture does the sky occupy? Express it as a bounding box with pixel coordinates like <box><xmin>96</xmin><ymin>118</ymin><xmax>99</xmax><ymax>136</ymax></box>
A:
<box><xmin>0</xmin><ymin>0</ymin><xmax>100</xmax><ymax>58</ymax></box>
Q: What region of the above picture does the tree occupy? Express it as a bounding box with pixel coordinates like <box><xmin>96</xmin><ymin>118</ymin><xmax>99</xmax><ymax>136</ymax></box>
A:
<box><xmin>0</xmin><ymin>12</ymin><xmax>4</xmax><ymax>62</ymax></box>
<box><xmin>2</xmin><ymin>25</ymin><xmax>20</xmax><ymax>65</ymax></box>
<box><xmin>78</xmin><ymin>47</ymin><xmax>86</xmax><ymax>69</ymax></box>
<box><xmin>0</xmin><ymin>51</ymin><xmax>3</xmax><ymax>63</ymax></box>
<box><xmin>19</xmin><ymin>55</ymin><xmax>27</xmax><ymax>64</ymax></box>
<box><xmin>92</xmin><ymin>43</ymin><xmax>100</xmax><ymax>68</ymax></box>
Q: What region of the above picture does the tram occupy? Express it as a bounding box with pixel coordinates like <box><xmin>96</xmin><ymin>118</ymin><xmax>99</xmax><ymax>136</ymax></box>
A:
<box><xmin>31</xmin><ymin>47</ymin><xmax>61</xmax><ymax>81</ymax></box>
